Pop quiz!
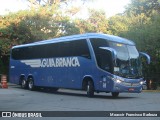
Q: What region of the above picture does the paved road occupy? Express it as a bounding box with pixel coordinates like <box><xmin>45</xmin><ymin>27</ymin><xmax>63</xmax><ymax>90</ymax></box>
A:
<box><xmin>0</xmin><ymin>83</ymin><xmax>160</xmax><ymax>120</ymax></box>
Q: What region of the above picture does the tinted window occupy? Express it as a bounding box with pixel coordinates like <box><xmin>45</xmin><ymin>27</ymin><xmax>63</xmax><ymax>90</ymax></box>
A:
<box><xmin>11</xmin><ymin>39</ymin><xmax>90</xmax><ymax>60</ymax></box>
<box><xmin>90</xmin><ymin>38</ymin><xmax>113</xmax><ymax>73</ymax></box>
<box><xmin>109</xmin><ymin>42</ymin><xmax>129</xmax><ymax>61</ymax></box>
<box><xmin>90</xmin><ymin>38</ymin><xmax>109</xmax><ymax>55</ymax></box>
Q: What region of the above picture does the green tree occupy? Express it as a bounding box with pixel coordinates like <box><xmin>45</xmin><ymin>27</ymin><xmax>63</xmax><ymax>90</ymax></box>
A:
<box><xmin>108</xmin><ymin>15</ymin><xmax>129</xmax><ymax>36</ymax></box>
<box><xmin>125</xmin><ymin>0</ymin><xmax>160</xmax><ymax>17</ymax></box>
<box><xmin>74</xmin><ymin>9</ymin><xmax>109</xmax><ymax>34</ymax></box>
<box><xmin>0</xmin><ymin>6</ymin><xmax>78</xmax><ymax>74</ymax></box>
<box><xmin>87</xmin><ymin>9</ymin><xmax>109</xmax><ymax>33</ymax></box>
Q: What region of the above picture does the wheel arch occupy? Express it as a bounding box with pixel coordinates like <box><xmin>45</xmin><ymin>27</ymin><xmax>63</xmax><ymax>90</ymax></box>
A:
<box><xmin>27</xmin><ymin>74</ymin><xmax>34</xmax><ymax>81</ymax></box>
<box><xmin>19</xmin><ymin>74</ymin><xmax>26</xmax><ymax>85</ymax></box>
<box><xmin>82</xmin><ymin>75</ymin><xmax>94</xmax><ymax>90</ymax></box>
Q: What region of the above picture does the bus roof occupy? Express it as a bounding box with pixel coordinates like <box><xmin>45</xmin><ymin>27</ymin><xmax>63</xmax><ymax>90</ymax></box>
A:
<box><xmin>12</xmin><ymin>33</ymin><xmax>135</xmax><ymax>49</ymax></box>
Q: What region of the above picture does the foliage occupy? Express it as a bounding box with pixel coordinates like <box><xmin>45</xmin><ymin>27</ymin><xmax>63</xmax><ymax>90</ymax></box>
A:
<box><xmin>74</xmin><ymin>9</ymin><xmax>110</xmax><ymax>34</ymax></box>
<box><xmin>125</xmin><ymin>0</ymin><xmax>160</xmax><ymax>17</ymax></box>
<box><xmin>0</xmin><ymin>5</ymin><xmax>78</xmax><ymax>73</ymax></box>
<box><xmin>108</xmin><ymin>15</ymin><xmax>129</xmax><ymax>36</ymax></box>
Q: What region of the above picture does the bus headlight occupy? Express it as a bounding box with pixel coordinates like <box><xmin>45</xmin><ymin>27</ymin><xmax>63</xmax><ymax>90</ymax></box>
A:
<box><xmin>116</xmin><ymin>79</ymin><xmax>122</xmax><ymax>83</ymax></box>
<box><xmin>140</xmin><ymin>81</ymin><xmax>144</xmax><ymax>85</ymax></box>
<box><xmin>112</xmin><ymin>76</ymin><xmax>124</xmax><ymax>84</ymax></box>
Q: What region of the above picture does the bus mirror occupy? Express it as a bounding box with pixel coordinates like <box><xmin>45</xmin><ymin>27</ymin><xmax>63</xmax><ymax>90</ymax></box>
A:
<box><xmin>99</xmin><ymin>47</ymin><xmax>117</xmax><ymax>65</ymax></box>
<box><xmin>139</xmin><ymin>52</ymin><xmax>151</xmax><ymax>64</ymax></box>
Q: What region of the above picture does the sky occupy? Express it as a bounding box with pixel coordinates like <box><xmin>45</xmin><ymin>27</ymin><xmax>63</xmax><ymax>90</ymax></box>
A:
<box><xmin>88</xmin><ymin>0</ymin><xmax>131</xmax><ymax>17</ymax></box>
<box><xmin>0</xmin><ymin>0</ymin><xmax>131</xmax><ymax>17</ymax></box>
<box><xmin>0</xmin><ymin>0</ymin><xmax>28</xmax><ymax>15</ymax></box>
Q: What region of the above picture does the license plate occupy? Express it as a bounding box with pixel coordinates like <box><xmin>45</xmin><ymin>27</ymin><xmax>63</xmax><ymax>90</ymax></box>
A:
<box><xmin>129</xmin><ymin>88</ymin><xmax>134</xmax><ymax>91</ymax></box>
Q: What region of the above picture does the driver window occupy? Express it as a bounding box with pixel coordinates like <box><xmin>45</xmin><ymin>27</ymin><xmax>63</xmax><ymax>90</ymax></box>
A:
<box><xmin>90</xmin><ymin>38</ymin><xmax>113</xmax><ymax>73</ymax></box>
<box><xmin>98</xmin><ymin>49</ymin><xmax>113</xmax><ymax>73</ymax></box>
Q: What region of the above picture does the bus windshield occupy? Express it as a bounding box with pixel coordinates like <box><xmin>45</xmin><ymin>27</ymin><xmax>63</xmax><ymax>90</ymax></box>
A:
<box><xmin>109</xmin><ymin>42</ymin><xmax>142</xmax><ymax>79</ymax></box>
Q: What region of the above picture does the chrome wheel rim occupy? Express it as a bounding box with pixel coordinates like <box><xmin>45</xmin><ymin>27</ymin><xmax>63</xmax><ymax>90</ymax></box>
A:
<box><xmin>22</xmin><ymin>80</ymin><xmax>26</xmax><ymax>87</ymax></box>
<box><xmin>29</xmin><ymin>81</ymin><xmax>33</xmax><ymax>89</ymax></box>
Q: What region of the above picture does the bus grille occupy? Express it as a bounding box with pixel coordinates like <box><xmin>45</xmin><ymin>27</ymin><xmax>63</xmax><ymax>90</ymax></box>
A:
<box><xmin>122</xmin><ymin>82</ymin><xmax>140</xmax><ymax>87</ymax></box>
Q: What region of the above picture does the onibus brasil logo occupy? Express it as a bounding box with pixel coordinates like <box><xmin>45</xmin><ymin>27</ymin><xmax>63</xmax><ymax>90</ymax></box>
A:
<box><xmin>21</xmin><ymin>57</ymin><xmax>80</xmax><ymax>68</ymax></box>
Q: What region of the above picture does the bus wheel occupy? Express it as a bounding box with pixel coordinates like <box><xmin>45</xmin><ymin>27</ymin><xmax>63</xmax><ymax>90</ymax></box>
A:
<box><xmin>28</xmin><ymin>78</ymin><xmax>35</xmax><ymax>91</ymax></box>
<box><xmin>87</xmin><ymin>81</ymin><xmax>94</xmax><ymax>97</ymax></box>
<box><xmin>111</xmin><ymin>92</ymin><xmax>119</xmax><ymax>98</ymax></box>
<box><xmin>21</xmin><ymin>79</ymin><xmax>27</xmax><ymax>89</ymax></box>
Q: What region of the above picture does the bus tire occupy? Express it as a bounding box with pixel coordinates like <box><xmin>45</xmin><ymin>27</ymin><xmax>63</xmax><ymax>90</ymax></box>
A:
<box><xmin>28</xmin><ymin>78</ymin><xmax>35</xmax><ymax>91</ymax></box>
<box><xmin>111</xmin><ymin>92</ymin><xmax>119</xmax><ymax>98</ymax></box>
<box><xmin>21</xmin><ymin>79</ymin><xmax>28</xmax><ymax>89</ymax></box>
<box><xmin>87</xmin><ymin>81</ymin><xmax>94</xmax><ymax>97</ymax></box>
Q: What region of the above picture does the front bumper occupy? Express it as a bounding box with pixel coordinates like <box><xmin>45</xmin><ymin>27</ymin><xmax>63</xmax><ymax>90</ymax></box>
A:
<box><xmin>112</xmin><ymin>82</ymin><xmax>142</xmax><ymax>93</ymax></box>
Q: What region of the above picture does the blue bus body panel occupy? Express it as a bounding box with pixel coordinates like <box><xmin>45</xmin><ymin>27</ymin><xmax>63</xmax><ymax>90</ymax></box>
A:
<box><xmin>10</xmin><ymin>56</ymin><xmax>96</xmax><ymax>89</ymax></box>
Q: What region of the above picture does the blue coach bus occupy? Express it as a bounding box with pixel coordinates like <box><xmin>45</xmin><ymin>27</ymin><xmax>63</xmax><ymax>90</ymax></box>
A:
<box><xmin>9</xmin><ymin>33</ymin><xmax>150</xmax><ymax>97</ymax></box>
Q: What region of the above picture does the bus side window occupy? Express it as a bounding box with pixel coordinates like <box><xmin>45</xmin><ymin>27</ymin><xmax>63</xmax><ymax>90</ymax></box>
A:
<box><xmin>12</xmin><ymin>39</ymin><xmax>91</xmax><ymax>60</ymax></box>
<box><xmin>12</xmin><ymin>47</ymin><xmax>30</xmax><ymax>60</ymax></box>
<box><xmin>71</xmin><ymin>40</ymin><xmax>91</xmax><ymax>59</ymax></box>
<box><xmin>90</xmin><ymin>38</ymin><xmax>113</xmax><ymax>73</ymax></box>
<box><xmin>98</xmin><ymin>49</ymin><xmax>113</xmax><ymax>73</ymax></box>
